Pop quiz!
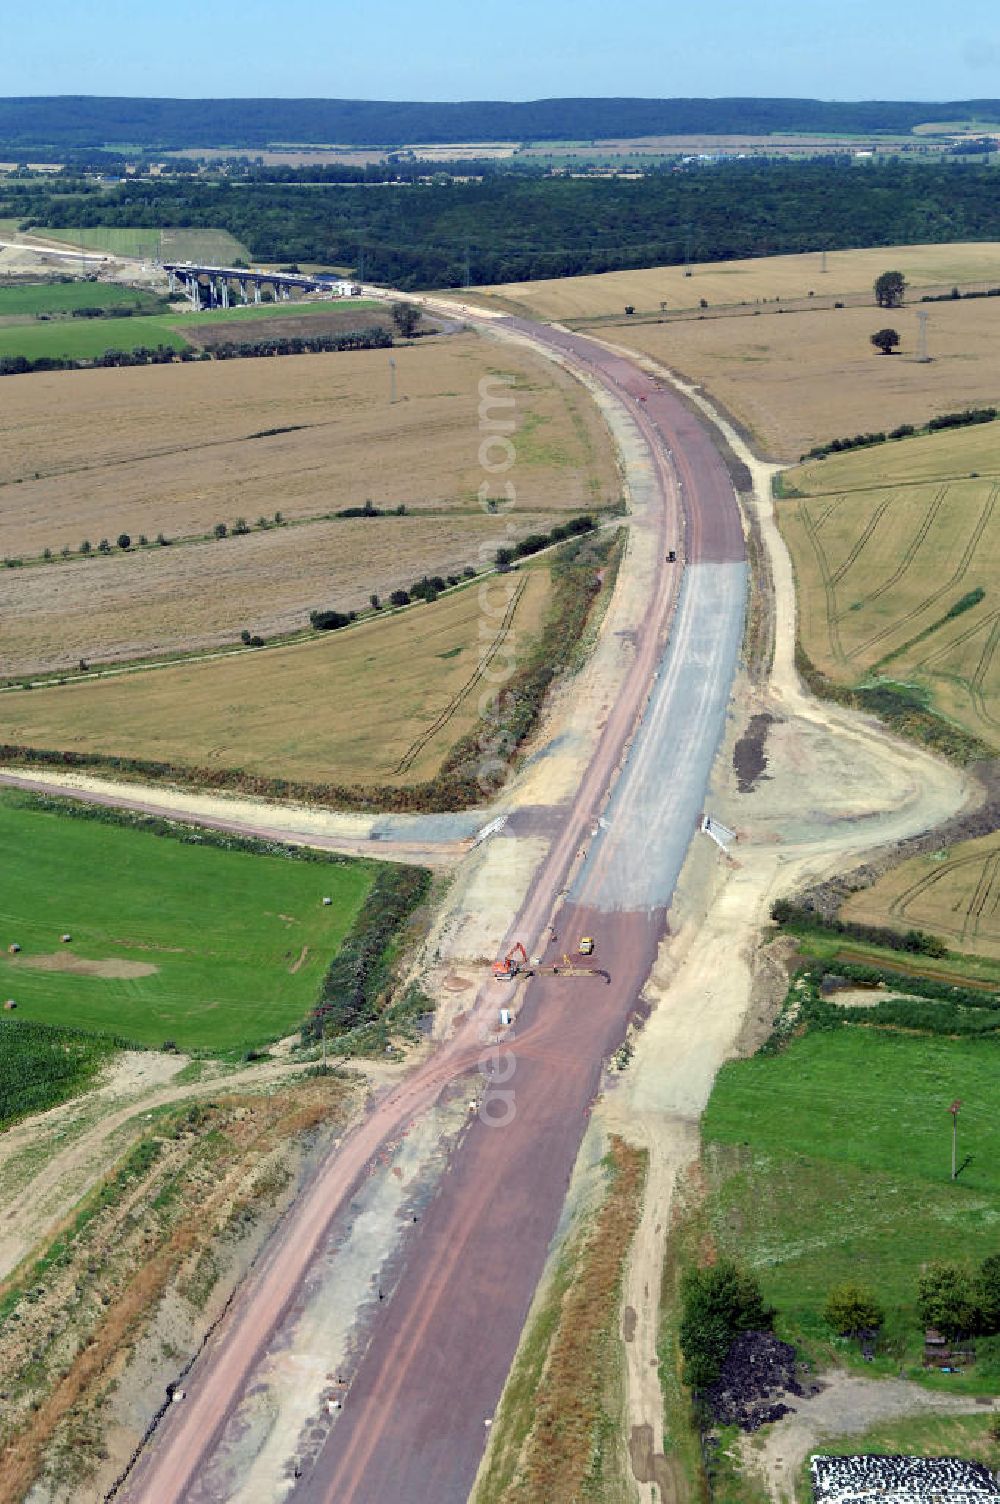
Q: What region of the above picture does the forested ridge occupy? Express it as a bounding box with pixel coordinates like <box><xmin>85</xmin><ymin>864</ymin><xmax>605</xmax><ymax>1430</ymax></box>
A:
<box><xmin>6</xmin><ymin>159</ymin><xmax>1000</xmax><ymax>288</ymax></box>
<box><xmin>2</xmin><ymin>95</ymin><xmax>1000</xmax><ymax>150</ymax></box>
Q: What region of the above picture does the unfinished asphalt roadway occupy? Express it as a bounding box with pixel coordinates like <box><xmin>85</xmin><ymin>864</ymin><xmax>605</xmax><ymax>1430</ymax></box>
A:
<box><xmin>121</xmin><ymin>320</ymin><xmax>746</xmax><ymax>1504</ymax></box>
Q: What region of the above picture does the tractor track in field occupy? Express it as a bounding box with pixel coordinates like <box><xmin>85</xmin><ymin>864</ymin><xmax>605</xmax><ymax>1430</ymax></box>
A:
<box><xmin>392</xmin><ymin>575</ymin><xmax>527</xmax><ymax>776</ymax></box>
<box><xmin>832</xmin><ymin>483</ymin><xmax>949</xmax><ymax>627</ymax></box>
<box><xmin>858</xmin><ymin>483</ymin><xmax>997</xmax><ymax>659</ymax></box>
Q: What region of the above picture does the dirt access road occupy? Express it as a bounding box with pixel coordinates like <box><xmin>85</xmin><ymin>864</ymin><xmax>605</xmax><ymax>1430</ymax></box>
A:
<box><xmin>118</xmin><ymin>316</ymin><xmax>744</xmax><ymax>1503</ymax></box>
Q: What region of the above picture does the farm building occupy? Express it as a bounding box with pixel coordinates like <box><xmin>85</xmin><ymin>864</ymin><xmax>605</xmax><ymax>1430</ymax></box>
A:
<box><xmin>811</xmin><ymin>1454</ymin><xmax>1000</xmax><ymax>1502</ymax></box>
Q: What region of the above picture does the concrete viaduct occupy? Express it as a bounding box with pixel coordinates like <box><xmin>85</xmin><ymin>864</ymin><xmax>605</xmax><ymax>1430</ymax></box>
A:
<box><xmin>162</xmin><ymin>262</ymin><xmax>358</xmax><ymax>309</ymax></box>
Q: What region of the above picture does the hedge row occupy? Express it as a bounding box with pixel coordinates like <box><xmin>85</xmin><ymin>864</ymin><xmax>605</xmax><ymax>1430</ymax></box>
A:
<box><xmin>800</xmin><ymin>406</ymin><xmax>998</xmax><ymax>462</ymax></box>
<box><xmin>770</xmin><ymin>899</ymin><xmax>948</xmax><ymax>957</ymax></box>
<box><xmin>208</xmin><ymin>327</ymin><xmax>392</xmax><ymax>359</ymax></box>
<box><xmin>305</xmin><ymin>864</ymin><xmax>431</xmax><ymax>1040</ymax></box>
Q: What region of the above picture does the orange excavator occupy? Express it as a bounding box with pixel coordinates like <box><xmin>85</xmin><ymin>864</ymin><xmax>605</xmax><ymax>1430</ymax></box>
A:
<box><xmin>492</xmin><ymin>941</ymin><xmax>610</xmax><ymax>985</ymax></box>
<box><xmin>493</xmin><ymin>941</ymin><xmax>529</xmax><ymax>982</ymax></box>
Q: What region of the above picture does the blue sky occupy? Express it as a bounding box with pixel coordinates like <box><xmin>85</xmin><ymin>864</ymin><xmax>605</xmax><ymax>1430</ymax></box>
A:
<box><xmin>4</xmin><ymin>0</ymin><xmax>1000</xmax><ymax>101</ymax></box>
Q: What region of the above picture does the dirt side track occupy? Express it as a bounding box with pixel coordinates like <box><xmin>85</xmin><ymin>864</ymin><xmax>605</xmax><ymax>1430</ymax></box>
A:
<box><xmin>120</xmin><ymin>321</ymin><xmax>745</xmax><ymax>1504</ymax></box>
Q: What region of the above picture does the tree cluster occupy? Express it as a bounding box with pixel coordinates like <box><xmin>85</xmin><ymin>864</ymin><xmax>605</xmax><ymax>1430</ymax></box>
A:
<box><xmin>679</xmin><ymin>1261</ymin><xmax>775</xmax><ymax>1390</ymax></box>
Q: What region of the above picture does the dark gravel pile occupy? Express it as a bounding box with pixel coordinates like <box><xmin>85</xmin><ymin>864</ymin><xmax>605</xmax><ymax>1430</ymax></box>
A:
<box><xmin>704</xmin><ymin>1331</ymin><xmax>802</xmax><ymax>1430</ymax></box>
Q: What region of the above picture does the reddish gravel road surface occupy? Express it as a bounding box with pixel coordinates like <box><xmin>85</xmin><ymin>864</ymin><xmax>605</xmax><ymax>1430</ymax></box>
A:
<box><xmin>121</xmin><ymin>321</ymin><xmax>744</xmax><ymax>1504</ymax></box>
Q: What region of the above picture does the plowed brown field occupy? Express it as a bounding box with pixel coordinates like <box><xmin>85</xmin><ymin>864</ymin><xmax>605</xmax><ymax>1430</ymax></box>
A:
<box><xmin>0</xmin><ymin>332</ymin><xmax>615</xmax><ymax>560</ymax></box>
<box><xmin>605</xmin><ymin>294</ymin><xmax>1000</xmax><ymax>461</ymax></box>
<box><xmin>2</xmin><ymin>512</ymin><xmax>558</xmax><ymax>675</ymax></box>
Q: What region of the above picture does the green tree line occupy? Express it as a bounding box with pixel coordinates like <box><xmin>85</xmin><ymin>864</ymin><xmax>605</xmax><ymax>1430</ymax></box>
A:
<box><xmin>7</xmin><ymin>159</ymin><xmax>1000</xmax><ymax>288</ymax></box>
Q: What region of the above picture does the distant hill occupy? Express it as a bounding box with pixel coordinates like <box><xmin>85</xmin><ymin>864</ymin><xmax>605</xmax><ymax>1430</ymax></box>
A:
<box><xmin>3</xmin><ymin>96</ymin><xmax>1000</xmax><ymax>151</ymax></box>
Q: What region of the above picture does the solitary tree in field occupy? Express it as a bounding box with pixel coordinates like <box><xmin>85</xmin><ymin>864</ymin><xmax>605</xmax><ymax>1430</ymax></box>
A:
<box><xmin>117</xmin><ymin>532</ymin><xmax>131</xmax><ymax>550</ymax></box>
<box><xmin>874</xmin><ymin>270</ymin><xmax>906</xmax><ymax>307</ymax></box>
<box><xmin>824</xmin><ymin>1282</ymin><xmax>884</xmax><ymax>1337</ymax></box>
<box><xmin>871</xmin><ymin>327</ymin><xmax>901</xmax><ymax>355</ymax></box>
<box><xmin>391</xmin><ymin>302</ymin><xmax>421</xmax><ymax>338</ymax></box>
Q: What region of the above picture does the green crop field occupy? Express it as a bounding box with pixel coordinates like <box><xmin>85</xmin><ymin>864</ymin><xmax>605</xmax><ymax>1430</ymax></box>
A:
<box><xmin>0</xmin><ymin>298</ymin><xmax>381</xmax><ymax>361</ymax></box>
<box><xmin>0</xmin><ymin>1017</ymin><xmax>117</xmax><ymax>1129</ymax></box>
<box><xmin>0</xmin><ymin>314</ymin><xmax>190</xmax><ymax>360</ymax></box>
<box><xmin>41</xmin><ymin>226</ymin><xmax>164</xmax><ymax>257</ymax></box>
<box><xmin>777</xmin><ymin>422</ymin><xmax>1000</xmax><ymax>753</ymax></box>
<box><xmin>702</xmin><ymin>1028</ymin><xmax>1000</xmax><ymax>1356</ymax></box>
<box><xmin>0</xmin><ymin>793</ymin><xmax>376</xmax><ymax>1052</ymax></box>
<box><xmin>0</xmin><ymin>282</ymin><xmax>166</xmax><ymax>318</ymax></box>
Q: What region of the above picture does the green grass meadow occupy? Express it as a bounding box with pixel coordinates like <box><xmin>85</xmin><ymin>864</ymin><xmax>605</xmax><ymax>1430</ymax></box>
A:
<box><xmin>702</xmin><ymin>1029</ymin><xmax>1000</xmax><ymax>1365</ymax></box>
<box><xmin>0</xmin><ymin>314</ymin><xmax>190</xmax><ymax>360</ymax></box>
<box><xmin>0</xmin><ymin>793</ymin><xmax>376</xmax><ymax>1052</ymax></box>
<box><xmin>0</xmin><ymin>282</ymin><xmax>166</xmax><ymax>318</ymax></box>
<box><xmin>0</xmin><ymin>296</ymin><xmax>381</xmax><ymax>361</ymax></box>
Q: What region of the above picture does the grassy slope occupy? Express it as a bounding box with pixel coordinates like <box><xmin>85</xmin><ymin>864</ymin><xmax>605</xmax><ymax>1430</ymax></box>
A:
<box><xmin>703</xmin><ymin>1029</ymin><xmax>1000</xmax><ymax>1365</ymax></box>
<box><xmin>40</xmin><ymin>225</ymin><xmax>251</xmax><ymax>263</ymax></box>
<box><xmin>0</xmin><ymin>793</ymin><xmax>375</xmax><ymax>1051</ymax></box>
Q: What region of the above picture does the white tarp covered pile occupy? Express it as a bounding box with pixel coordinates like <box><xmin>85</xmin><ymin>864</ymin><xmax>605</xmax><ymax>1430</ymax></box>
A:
<box><xmin>811</xmin><ymin>1454</ymin><xmax>1000</xmax><ymax>1503</ymax></box>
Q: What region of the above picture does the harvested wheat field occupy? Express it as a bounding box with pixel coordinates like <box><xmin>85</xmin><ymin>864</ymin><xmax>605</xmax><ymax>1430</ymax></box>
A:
<box><xmin>476</xmin><ymin>242</ymin><xmax>1000</xmax><ymax>322</ymax></box>
<box><xmin>607</xmin><ymin>294</ymin><xmax>1000</xmax><ymax>460</ymax></box>
<box><xmin>1</xmin><ymin>511</ymin><xmax>559</xmax><ymax>675</ymax></box>
<box><xmin>841</xmin><ymin>830</ymin><xmax>1000</xmax><ymax>960</ymax></box>
<box><xmin>0</xmin><ymin>569</ymin><xmax>551</xmax><ymax>785</ymax></box>
<box><xmin>776</xmin><ymin>425</ymin><xmax>1000</xmax><ymax>750</ymax></box>
<box><xmin>0</xmin><ymin>330</ymin><xmax>617</xmax><ymax>560</ymax></box>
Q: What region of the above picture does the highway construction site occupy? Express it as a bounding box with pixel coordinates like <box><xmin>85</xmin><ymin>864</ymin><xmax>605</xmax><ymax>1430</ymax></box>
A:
<box><xmin>0</xmin><ymin>262</ymin><xmax>979</xmax><ymax>1504</ymax></box>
